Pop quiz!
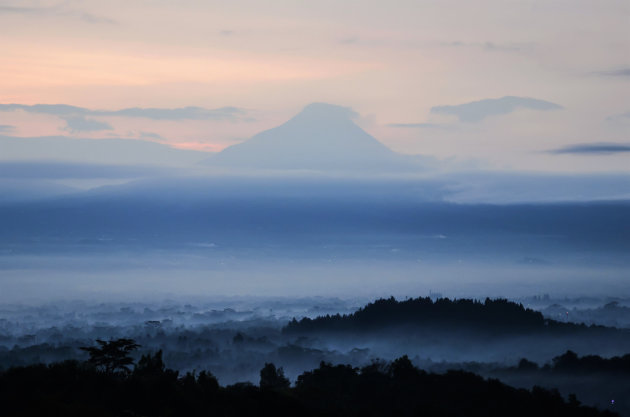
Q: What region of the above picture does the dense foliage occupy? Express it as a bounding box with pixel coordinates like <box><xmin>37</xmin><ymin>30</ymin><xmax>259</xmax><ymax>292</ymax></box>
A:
<box><xmin>549</xmin><ymin>350</ymin><xmax>630</xmax><ymax>373</ymax></box>
<box><xmin>79</xmin><ymin>338</ymin><xmax>140</xmax><ymax>374</ymax></box>
<box><xmin>0</xmin><ymin>351</ymin><xmax>616</xmax><ymax>417</ymax></box>
<box><xmin>284</xmin><ymin>296</ymin><xmax>600</xmax><ymax>334</ymax></box>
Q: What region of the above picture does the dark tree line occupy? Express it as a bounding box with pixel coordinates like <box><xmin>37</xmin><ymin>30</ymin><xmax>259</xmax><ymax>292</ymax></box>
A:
<box><xmin>515</xmin><ymin>350</ymin><xmax>630</xmax><ymax>374</ymax></box>
<box><xmin>284</xmin><ymin>296</ymin><xmax>608</xmax><ymax>334</ymax></box>
<box><xmin>0</xmin><ymin>338</ymin><xmax>617</xmax><ymax>417</ymax></box>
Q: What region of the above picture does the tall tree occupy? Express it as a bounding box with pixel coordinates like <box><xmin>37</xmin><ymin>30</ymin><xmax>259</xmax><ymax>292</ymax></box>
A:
<box><xmin>260</xmin><ymin>363</ymin><xmax>290</xmax><ymax>389</ymax></box>
<box><xmin>80</xmin><ymin>338</ymin><xmax>140</xmax><ymax>374</ymax></box>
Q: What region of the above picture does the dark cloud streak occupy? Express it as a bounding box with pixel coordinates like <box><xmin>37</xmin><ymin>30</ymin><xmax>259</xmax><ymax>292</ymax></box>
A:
<box><xmin>606</xmin><ymin>112</ymin><xmax>630</xmax><ymax>123</ymax></box>
<box><xmin>594</xmin><ymin>68</ymin><xmax>630</xmax><ymax>78</ymax></box>
<box><xmin>549</xmin><ymin>143</ymin><xmax>630</xmax><ymax>155</ymax></box>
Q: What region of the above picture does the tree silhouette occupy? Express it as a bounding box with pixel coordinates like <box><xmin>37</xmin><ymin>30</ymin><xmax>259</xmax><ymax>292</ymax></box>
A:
<box><xmin>388</xmin><ymin>355</ymin><xmax>423</xmax><ymax>380</ymax></box>
<box><xmin>259</xmin><ymin>363</ymin><xmax>290</xmax><ymax>389</ymax></box>
<box><xmin>0</xmin><ymin>355</ymin><xmax>616</xmax><ymax>416</ymax></box>
<box><xmin>135</xmin><ymin>349</ymin><xmax>165</xmax><ymax>376</ymax></box>
<box><xmin>518</xmin><ymin>358</ymin><xmax>539</xmax><ymax>371</ymax></box>
<box><xmin>80</xmin><ymin>338</ymin><xmax>140</xmax><ymax>374</ymax></box>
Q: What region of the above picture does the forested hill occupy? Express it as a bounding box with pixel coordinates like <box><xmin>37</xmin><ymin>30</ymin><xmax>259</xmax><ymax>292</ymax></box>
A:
<box><xmin>283</xmin><ymin>297</ymin><xmax>603</xmax><ymax>334</ymax></box>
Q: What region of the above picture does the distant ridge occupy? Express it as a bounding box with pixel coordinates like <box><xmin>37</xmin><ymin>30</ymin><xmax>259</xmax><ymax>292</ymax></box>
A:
<box><xmin>0</xmin><ymin>135</ymin><xmax>207</xmax><ymax>167</ymax></box>
<box><xmin>283</xmin><ymin>297</ymin><xmax>605</xmax><ymax>334</ymax></box>
<box><xmin>203</xmin><ymin>103</ymin><xmax>429</xmax><ymax>172</ymax></box>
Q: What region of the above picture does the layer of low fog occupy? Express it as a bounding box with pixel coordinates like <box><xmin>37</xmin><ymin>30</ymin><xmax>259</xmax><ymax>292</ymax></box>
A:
<box><xmin>0</xmin><ymin>175</ymin><xmax>628</xmax><ymax>302</ymax></box>
<box><xmin>2</xmin><ymin>295</ymin><xmax>630</xmax><ymax>373</ymax></box>
<box><xmin>2</xmin><ymin>295</ymin><xmax>630</xmax><ymax>415</ymax></box>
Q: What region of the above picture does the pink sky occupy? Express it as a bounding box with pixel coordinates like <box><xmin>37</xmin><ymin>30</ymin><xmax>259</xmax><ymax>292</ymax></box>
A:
<box><xmin>1</xmin><ymin>0</ymin><xmax>629</xmax><ymax>171</ymax></box>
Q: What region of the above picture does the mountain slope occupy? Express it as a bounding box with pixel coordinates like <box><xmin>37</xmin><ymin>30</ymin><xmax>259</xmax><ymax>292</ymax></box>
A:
<box><xmin>204</xmin><ymin>103</ymin><xmax>428</xmax><ymax>172</ymax></box>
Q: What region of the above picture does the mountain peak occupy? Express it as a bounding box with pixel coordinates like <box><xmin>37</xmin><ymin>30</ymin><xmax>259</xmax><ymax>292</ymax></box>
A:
<box><xmin>293</xmin><ymin>103</ymin><xmax>359</xmax><ymax>123</ymax></box>
<box><xmin>203</xmin><ymin>103</ymin><xmax>425</xmax><ymax>172</ymax></box>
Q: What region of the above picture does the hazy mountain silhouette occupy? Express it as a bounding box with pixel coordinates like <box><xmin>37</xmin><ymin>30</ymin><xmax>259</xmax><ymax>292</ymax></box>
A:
<box><xmin>0</xmin><ymin>179</ymin><xmax>79</xmax><ymax>203</ymax></box>
<box><xmin>203</xmin><ymin>103</ymin><xmax>430</xmax><ymax>172</ymax></box>
<box><xmin>0</xmin><ymin>135</ymin><xmax>207</xmax><ymax>167</ymax></box>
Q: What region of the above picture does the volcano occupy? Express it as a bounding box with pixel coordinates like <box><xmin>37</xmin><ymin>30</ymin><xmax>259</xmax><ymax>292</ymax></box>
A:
<box><xmin>203</xmin><ymin>103</ymin><xmax>427</xmax><ymax>172</ymax></box>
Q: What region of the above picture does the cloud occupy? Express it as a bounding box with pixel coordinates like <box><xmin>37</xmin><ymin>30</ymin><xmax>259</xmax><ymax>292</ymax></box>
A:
<box><xmin>138</xmin><ymin>131</ymin><xmax>164</xmax><ymax>140</ymax></box>
<box><xmin>0</xmin><ymin>103</ymin><xmax>87</xmax><ymax>116</ymax></box>
<box><xmin>549</xmin><ymin>142</ymin><xmax>630</xmax><ymax>155</ymax></box>
<box><xmin>76</xmin><ymin>12</ymin><xmax>116</xmax><ymax>24</ymax></box>
<box><xmin>440</xmin><ymin>41</ymin><xmax>536</xmax><ymax>53</ymax></box>
<box><xmin>336</xmin><ymin>37</ymin><xmax>535</xmax><ymax>53</ymax></box>
<box><xmin>0</xmin><ymin>4</ymin><xmax>115</xmax><ymax>24</ymax></box>
<box><xmin>594</xmin><ymin>68</ymin><xmax>630</xmax><ymax>78</ymax></box>
<box><xmin>387</xmin><ymin>123</ymin><xmax>450</xmax><ymax>129</ymax></box>
<box><xmin>0</xmin><ymin>124</ymin><xmax>14</xmax><ymax>133</ymax></box>
<box><xmin>430</xmin><ymin>96</ymin><xmax>562</xmax><ymax>122</ymax></box>
<box><xmin>0</xmin><ymin>103</ymin><xmax>249</xmax><ymax>121</ymax></box>
<box><xmin>295</xmin><ymin>102</ymin><xmax>359</xmax><ymax>120</ymax></box>
<box><xmin>108</xmin><ymin>106</ymin><xmax>246</xmax><ymax>120</ymax></box>
<box><xmin>0</xmin><ymin>6</ymin><xmax>36</xmax><ymax>13</ymax></box>
<box><xmin>606</xmin><ymin>112</ymin><xmax>630</xmax><ymax>123</ymax></box>
<box><xmin>338</xmin><ymin>36</ymin><xmax>359</xmax><ymax>45</ymax></box>
<box><xmin>63</xmin><ymin>116</ymin><xmax>113</xmax><ymax>133</ymax></box>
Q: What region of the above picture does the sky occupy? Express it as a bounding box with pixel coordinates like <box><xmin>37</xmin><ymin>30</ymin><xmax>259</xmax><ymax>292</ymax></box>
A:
<box><xmin>0</xmin><ymin>0</ymin><xmax>629</xmax><ymax>171</ymax></box>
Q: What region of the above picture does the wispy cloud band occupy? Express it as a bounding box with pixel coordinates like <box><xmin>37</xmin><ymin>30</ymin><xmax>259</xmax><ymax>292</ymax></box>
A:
<box><xmin>549</xmin><ymin>142</ymin><xmax>630</xmax><ymax>155</ymax></box>
<box><xmin>593</xmin><ymin>68</ymin><xmax>630</xmax><ymax>78</ymax></box>
<box><xmin>387</xmin><ymin>123</ymin><xmax>452</xmax><ymax>129</ymax></box>
<box><xmin>431</xmin><ymin>96</ymin><xmax>562</xmax><ymax>123</ymax></box>
<box><xmin>0</xmin><ymin>4</ymin><xmax>116</xmax><ymax>24</ymax></box>
<box><xmin>0</xmin><ymin>104</ymin><xmax>248</xmax><ymax>121</ymax></box>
